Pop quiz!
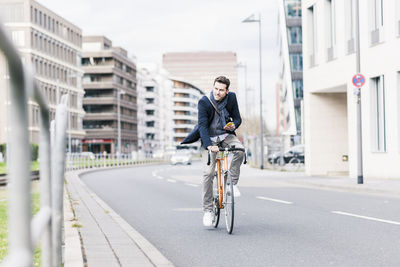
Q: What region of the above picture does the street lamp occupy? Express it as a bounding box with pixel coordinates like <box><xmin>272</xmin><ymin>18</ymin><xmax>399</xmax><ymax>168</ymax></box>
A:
<box><xmin>242</xmin><ymin>13</ymin><xmax>264</xmax><ymax>169</ymax></box>
<box><xmin>117</xmin><ymin>89</ymin><xmax>126</xmax><ymax>156</ymax></box>
<box><xmin>235</xmin><ymin>62</ymin><xmax>249</xmax><ymax>149</ymax></box>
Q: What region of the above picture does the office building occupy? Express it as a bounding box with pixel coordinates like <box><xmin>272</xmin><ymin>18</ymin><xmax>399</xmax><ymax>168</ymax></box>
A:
<box><xmin>277</xmin><ymin>0</ymin><xmax>303</xmax><ymax>146</ymax></box>
<box><xmin>81</xmin><ymin>36</ymin><xmax>138</xmax><ymax>154</ymax></box>
<box><xmin>0</xmin><ymin>0</ymin><xmax>85</xmax><ymax>151</ymax></box>
<box><xmin>302</xmin><ymin>0</ymin><xmax>400</xmax><ymax>178</ymax></box>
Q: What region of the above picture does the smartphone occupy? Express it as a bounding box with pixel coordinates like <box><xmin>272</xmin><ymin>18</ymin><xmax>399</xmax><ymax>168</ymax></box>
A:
<box><xmin>225</xmin><ymin>122</ymin><xmax>234</xmax><ymax>128</ymax></box>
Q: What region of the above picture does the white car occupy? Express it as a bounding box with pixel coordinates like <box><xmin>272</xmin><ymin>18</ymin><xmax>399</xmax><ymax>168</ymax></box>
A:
<box><xmin>80</xmin><ymin>152</ymin><xmax>95</xmax><ymax>160</ymax></box>
<box><xmin>170</xmin><ymin>151</ymin><xmax>192</xmax><ymax>165</ymax></box>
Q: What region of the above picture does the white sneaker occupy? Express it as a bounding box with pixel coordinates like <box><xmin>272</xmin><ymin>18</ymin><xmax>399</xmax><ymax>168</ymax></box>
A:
<box><xmin>203</xmin><ymin>211</ymin><xmax>214</xmax><ymax>227</ymax></box>
<box><xmin>233</xmin><ymin>185</ymin><xmax>241</xmax><ymax>197</ymax></box>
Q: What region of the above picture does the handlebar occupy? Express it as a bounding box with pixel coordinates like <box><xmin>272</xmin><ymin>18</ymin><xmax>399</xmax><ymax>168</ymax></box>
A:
<box><xmin>207</xmin><ymin>145</ymin><xmax>247</xmax><ymax>165</ymax></box>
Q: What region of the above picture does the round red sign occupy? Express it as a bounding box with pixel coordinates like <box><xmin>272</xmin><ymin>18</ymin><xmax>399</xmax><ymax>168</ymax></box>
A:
<box><xmin>352</xmin><ymin>74</ymin><xmax>366</xmax><ymax>88</ymax></box>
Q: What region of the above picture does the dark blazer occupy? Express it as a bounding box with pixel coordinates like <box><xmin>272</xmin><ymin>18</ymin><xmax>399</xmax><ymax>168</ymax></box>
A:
<box><xmin>181</xmin><ymin>92</ymin><xmax>241</xmax><ymax>149</ymax></box>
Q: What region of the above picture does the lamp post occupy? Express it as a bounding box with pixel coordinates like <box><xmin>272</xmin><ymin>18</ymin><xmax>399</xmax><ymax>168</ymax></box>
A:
<box><xmin>235</xmin><ymin>62</ymin><xmax>249</xmax><ymax>149</ymax></box>
<box><xmin>242</xmin><ymin>13</ymin><xmax>264</xmax><ymax>169</ymax></box>
<box><xmin>117</xmin><ymin>90</ymin><xmax>126</xmax><ymax>156</ymax></box>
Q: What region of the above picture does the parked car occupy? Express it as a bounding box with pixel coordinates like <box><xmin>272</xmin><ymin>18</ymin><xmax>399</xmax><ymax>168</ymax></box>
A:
<box><xmin>80</xmin><ymin>152</ymin><xmax>95</xmax><ymax>160</ymax></box>
<box><xmin>170</xmin><ymin>150</ymin><xmax>192</xmax><ymax>165</ymax></box>
<box><xmin>283</xmin><ymin>144</ymin><xmax>304</xmax><ymax>163</ymax></box>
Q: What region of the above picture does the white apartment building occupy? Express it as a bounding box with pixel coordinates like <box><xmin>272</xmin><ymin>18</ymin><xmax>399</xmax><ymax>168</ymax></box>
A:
<box><xmin>277</xmin><ymin>0</ymin><xmax>303</xmax><ymax>147</ymax></box>
<box><xmin>0</xmin><ymin>0</ymin><xmax>85</xmax><ymax>152</ymax></box>
<box><xmin>171</xmin><ymin>78</ymin><xmax>204</xmax><ymax>149</ymax></box>
<box><xmin>302</xmin><ymin>0</ymin><xmax>400</xmax><ymax>178</ymax></box>
<box><xmin>137</xmin><ymin>63</ymin><xmax>174</xmax><ymax>157</ymax></box>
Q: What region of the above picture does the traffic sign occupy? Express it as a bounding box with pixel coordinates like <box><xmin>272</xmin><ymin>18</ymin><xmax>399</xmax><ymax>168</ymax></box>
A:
<box><xmin>352</xmin><ymin>74</ymin><xmax>366</xmax><ymax>88</ymax></box>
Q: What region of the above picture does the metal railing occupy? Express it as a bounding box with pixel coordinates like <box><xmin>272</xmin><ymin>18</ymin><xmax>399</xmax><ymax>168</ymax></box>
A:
<box><xmin>65</xmin><ymin>153</ymin><xmax>165</xmax><ymax>171</ymax></box>
<box><xmin>0</xmin><ymin>22</ymin><xmax>68</xmax><ymax>267</ymax></box>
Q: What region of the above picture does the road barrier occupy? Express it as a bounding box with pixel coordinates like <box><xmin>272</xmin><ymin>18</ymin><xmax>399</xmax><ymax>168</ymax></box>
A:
<box><xmin>0</xmin><ymin>21</ymin><xmax>68</xmax><ymax>267</ymax></box>
<box><xmin>65</xmin><ymin>154</ymin><xmax>165</xmax><ymax>171</ymax></box>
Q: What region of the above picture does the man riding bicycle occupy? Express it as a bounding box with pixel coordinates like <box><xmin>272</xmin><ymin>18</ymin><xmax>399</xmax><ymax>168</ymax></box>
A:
<box><xmin>182</xmin><ymin>76</ymin><xmax>245</xmax><ymax>227</ymax></box>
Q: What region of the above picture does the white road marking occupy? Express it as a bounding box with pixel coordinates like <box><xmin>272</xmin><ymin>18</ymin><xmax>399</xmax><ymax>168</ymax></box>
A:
<box><xmin>185</xmin><ymin>183</ymin><xmax>199</xmax><ymax>187</ymax></box>
<box><xmin>151</xmin><ymin>171</ymin><xmax>158</xmax><ymax>177</ymax></box>
<box><xmin>167</xmin><ymin>179</ymin><xmax>177</xmax><ymax>183</ymax></box>
<box><xmin>156</xmin><ymin>175</ymin><xmax>164</xmax><ymax>180</ymax></box>
<box><xmin>256</xmin><ymin>196</ymin><xmax>293</xmax><ymax>205</ymax></box>
<box><xmin>332</xmin><ymin>211</ymin><xmax>400</xmax><ymax>225</ymax></box>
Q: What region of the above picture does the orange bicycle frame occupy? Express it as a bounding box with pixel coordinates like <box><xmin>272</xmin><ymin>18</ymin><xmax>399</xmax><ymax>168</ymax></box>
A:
<box><xmin>216</xmin><ymin>152</ymin><xmax>229</xmax><ymax>209</ymax></box>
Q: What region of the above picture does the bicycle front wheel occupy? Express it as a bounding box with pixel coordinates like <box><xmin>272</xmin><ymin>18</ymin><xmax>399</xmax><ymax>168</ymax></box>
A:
<box><xmin>212</xmin><ymin>173</ymin><xmax>220</xmax><ymax>228</ymax></box>
<box><xmin>224</xmin><ymin>173</ymin><xmax>234</xmax><ymax>234</ymax></box>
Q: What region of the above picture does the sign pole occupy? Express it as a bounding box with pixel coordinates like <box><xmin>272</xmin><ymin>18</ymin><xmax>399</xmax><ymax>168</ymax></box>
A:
<box><xmin>355</xmin><ymin>0</ymin><xmax>363</xmax><ymax>184</ymax></box>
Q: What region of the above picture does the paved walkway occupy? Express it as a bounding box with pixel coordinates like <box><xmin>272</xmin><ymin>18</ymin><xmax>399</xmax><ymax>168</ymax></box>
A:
<box><xmin>64</xmin><ymin>169</ymin><xmax>174</xmax><ymax>267</ymax></box>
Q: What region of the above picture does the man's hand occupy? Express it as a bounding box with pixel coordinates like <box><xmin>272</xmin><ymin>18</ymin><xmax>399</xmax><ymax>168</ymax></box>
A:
<box><xmin>207</xmin><ymin>145</ymin><xmax>219</xmax><ymax>153</ymax></box>
<box><xmin>224</xmin><ymin>122</ymin><xmax>235</xmax><ymax>131</ymax></box>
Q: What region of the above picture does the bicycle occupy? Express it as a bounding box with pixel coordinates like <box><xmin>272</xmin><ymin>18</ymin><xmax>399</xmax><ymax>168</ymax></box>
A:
<box><xmin>207</xmin><ymin>145</ymin><xmax>246</xmax><ymax>234</ymax></box>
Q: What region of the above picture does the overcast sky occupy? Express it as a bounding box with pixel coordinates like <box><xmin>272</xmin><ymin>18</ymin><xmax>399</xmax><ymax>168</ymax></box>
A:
<box><xmin>37</xmin><ymin>0</ymin><xmax>280</xmax><ymax>131</ymax></box>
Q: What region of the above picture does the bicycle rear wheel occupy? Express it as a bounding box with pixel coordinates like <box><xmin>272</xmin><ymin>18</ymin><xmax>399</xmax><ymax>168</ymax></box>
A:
<box><xmin>212</xmin><ymin>173</ymin><xmax>220</xmax><ymax>228</ymax></box>
<box><xmin>224</xmin><ymin>173</ymin><xmax>234</xmax><ymax>234</ymax></box>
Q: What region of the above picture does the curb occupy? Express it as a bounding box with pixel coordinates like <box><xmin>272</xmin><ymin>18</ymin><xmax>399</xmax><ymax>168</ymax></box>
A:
<box><xmin>64</xmin><ymin>165</ymin><xmax>174</xmax><ymax>267</ymax></box>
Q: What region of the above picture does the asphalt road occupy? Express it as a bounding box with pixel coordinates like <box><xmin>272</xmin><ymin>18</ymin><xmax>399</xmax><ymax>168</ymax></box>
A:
<box><xmin>81</xmin><ymin>162</ymin><xmax>400</xmax><ymax>267</ymax></box>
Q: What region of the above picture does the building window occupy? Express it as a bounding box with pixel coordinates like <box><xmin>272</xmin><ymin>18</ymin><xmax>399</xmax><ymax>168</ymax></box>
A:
<box><xmin>44</xmin><ymin>14</ymin><xmax>47</xmax><ymax>28</ymax></box>
<box><xmin>369</xmin><ymin>0</ymin><xmax>384</xmax><ymax>44</ymax></box>
<box><xmin>325</xmin><ymin>0</ymin><xmax>336</xmax><ymax>60</ymax></box>
<box><xmin>34</xmin><ymin>8</ymin><xmax>37</xmax><ymax>23</ymax></box>
<box><xmin>290</xmin><ymin>53</ymin><xmax>303</xmax><ymax>71</ymax></box>
<box><xmin>12</xmin><ymin>31</ymin><xmax>25</xmax><ymax>47</ymax></box>
<box><xmin>288</xmin><ymin>27</ymin><xmax>302</xmax><ymax>44</ymax></box>
<box><xmin>39</xmin><ymin>11</ymin><xmax>42</xmax><ymax>26</ymax></box>
<box><xmin>146</xmin><ymin>121</ymin><xmax>155</xmax><ymax>127</ymax></box>
<box><xmin>292</xmin><ymin>80</ymin><xmax>303</xmax><ymax>99</ymax></box>
<box><xmin>371</xmin><ymin>75</ymin><xmax>386</xmax><ymax>152</ymax></box>
<box><xmin>345</xmin><ymin>0</ymin><xmax>356</xmax><ymax>54</ymax></box>
<box><xmin>285</xmin><ymin>0</ymin><xmax>302</xmax><ymax>17</ymax></box>
<box><xmin>146</xmin><ymin>86</ymin><xmax>154</xmax><ymax>92</ymax></box>
<box><xmin>307</xmin><ymin>5</ymin><xmax>317</xmax><ymax>67</ymax></box>
<box><xmin>145</xmin><ymin>98</ymin><xmax>154</xmax><ymax>104</ymax></box>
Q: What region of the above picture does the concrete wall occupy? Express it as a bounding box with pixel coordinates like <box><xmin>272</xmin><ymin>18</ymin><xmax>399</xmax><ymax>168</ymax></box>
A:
<box><xmin>305</xmin><ymin>92</ymin><xmax>348</xmax><ymax>175</ymax></box>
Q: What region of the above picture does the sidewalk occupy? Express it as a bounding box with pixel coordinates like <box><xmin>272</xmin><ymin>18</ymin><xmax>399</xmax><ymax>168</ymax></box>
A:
<box><xmin>64</xmin><ymin>169</ymin><xmax>174</xmax><ymax>267</ymax></box>
<box><xmin>251</xmin><ymin>165</ymin><xmax>400</xmax><ymax>198</ymax></box>
<box><xmin>286</xmin><ymin>174</ymin><xmax>400</xmax><ymax>198</ymax></box>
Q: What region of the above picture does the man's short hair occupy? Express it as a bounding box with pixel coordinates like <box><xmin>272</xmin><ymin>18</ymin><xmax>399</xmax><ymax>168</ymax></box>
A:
<box><xmin>214</xmin><ymin>76</ymin><xmax>230</xmax><ymax>90</ymax></box>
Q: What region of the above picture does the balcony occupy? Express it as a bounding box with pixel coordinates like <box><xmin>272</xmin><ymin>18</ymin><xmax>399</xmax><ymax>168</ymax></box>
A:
<box><xmin>82</xmin><ymin>65</ymin><xmax>114</xmax><ymax>74</ymax></box>
<box><xmin>172</xmin><ymin>114</ymin><xmax>197</xmax><ymax>121</ymax></box>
